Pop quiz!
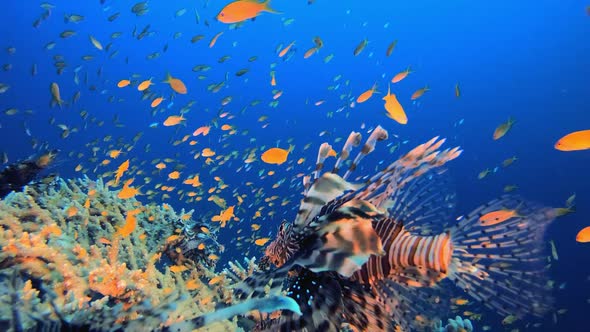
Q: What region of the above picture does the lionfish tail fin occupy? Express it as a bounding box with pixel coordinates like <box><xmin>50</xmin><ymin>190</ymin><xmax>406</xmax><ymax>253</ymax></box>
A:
<box><xmin>449</xmin><ymin>195</ymin><xmax>556</xmax><ymax>318</ymax></box>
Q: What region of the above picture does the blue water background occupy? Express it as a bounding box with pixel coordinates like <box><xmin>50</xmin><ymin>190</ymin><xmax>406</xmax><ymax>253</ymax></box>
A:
<box><xmin>1</xmin><ymin>0</ymin><xmax>589</xmax><ymax>330</ymax></box>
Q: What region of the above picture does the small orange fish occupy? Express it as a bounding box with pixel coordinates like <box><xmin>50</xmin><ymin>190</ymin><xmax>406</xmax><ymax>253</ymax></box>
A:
<box><xmin>163</xmin><ymin>114</ymin><xmax>186</xmax><ymax>127</ymax></box>
<box><xmin>118</xmin><ymin>183</ymin><xmax>140</xmax><ymax>199</ymax></box>
<box><xmin>479</xmin><ymin>209</ymin><xmax>520</xmax><ymax>226</ymax></box>
<box><xmin>576</xmin><ymin>226</ymin><xmax>590</xmax><ymax>243</ymax></box>
<box><xmin>164</xmin><ymin>73</ymin><xmax>187</xmax><ymax>94</ymax></box>
<box><xmin>410</xmin><ymin>86</ymin><xmax>429</xmax><ymax>100</ymax></box>
<box><xmin>151</xmin><ymin>97</ymin><xmax>164</xmax><ymax>108</ymax></box>
<box><xmin>117</xmin><ymin>208</ymin><xmax>140</xmax><ymax>237</ymax></box>
<box><xmin>168</xmin><ymin>171</ymin><xmax>180</xmax><ymax>180</ymax></box>
<box><xmin>493</xmin><ymin>117</ymin><xmax>515</xmax><ymax>140</ymax></box>
<box><xmin>170</xmin><ymin>265</ymin><xmax>188</xmax><ymax>273</ymax></box>
<box><xmin>117</xmin><ymin>79</ymin><xmax>130</xmax><ymax>88</ymax></box>
<box><xmin>270</xmin><ymin>71</ymin><xmax>277</xmax><ymax>86</ymax></box>
<box><xmin>66</xmin><ymin>206</ymin><xmax>78</xmax><ymax>217</ymax></box>
<box><xmin>356</xmin><ymin>83</ymin><xmax>378</xmax><ymax>103</ymax></box>
<box><xmin>193</xmin><ymin>126</ymin><xmax>211</xmax><ymax>136</ymax></box>
<box><xmin>261</xmin><ymin>146</ymin><xmax>291</xmax><ymax>165</ymax></box>
<box><xmin>212</xmin><ymin>206</ymin><xmax>235</xmax><ymax>227</ymax></box>
<box><xmin>555</xmin><ymin>130</ymin><xmax>590</xmax><ymax>151</ymax></box>
<box><xmin>114</xmin><ymin>159</ymin><xmax>130</xmax><ymax>185</ymax></box>
<box><xmin>137</xmin><ymin>78</ymin><xmax>152</xmax><ymax>91</ymax></box>
<box><xmin>201</xmin><ymin>148</ymin><xmax>215</xmax><ymax>157</ymax></box>
<box><xmin>279</xmin><ymin>41</ymin><xmax>295</xmax><ymax>57</ymax></box>
<box><xmin>216</xmin><ymin>0</ymin><xmax>278</xmax><ymax>24</ymax></box>
<box><xmin>392</xmin><ymin>67</ymin><xmax>411</xmax><ymax>83</ymax></box>
<box><xmin>304</xmin><ymin>46</ymin><xmax>319</xmax><ymax>59</ymax></box>
<box><xmin>383</xmin><ymin>84</ymin><xmax>407</xmax><ymax>125</ymax></box>
<box><xmin>255</xmin><ymin>237</ymin><xmax>270</xmax><ymax>246</ymax></box>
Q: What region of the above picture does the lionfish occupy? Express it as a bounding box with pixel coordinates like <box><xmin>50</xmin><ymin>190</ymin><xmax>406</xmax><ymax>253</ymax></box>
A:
<box><xmin>182</xmin><ymin>126</ymin><xmax>555</xmax><ymax>331</ymax></box>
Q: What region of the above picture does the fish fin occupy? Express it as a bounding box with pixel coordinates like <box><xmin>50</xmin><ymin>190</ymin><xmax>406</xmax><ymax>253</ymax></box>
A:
<box><xmin>233</xmin><ymin>262</ymin><xmax>292</xmax><ymax>301</ymax></box>
<box><xmin>295</xmin><ymin>202</ymin><xmax>384</xmax><ymax>278</ymax></box>
<box><xmin>262</xmin><ymin>270</ymin><xmax>344</xmax><ymax>332</ymax></box>
<box><xmin>331</xmin><ymin>131</ymin><xmax>361</xmax><ymax>174</ymax></box>
<box><xmin>373</xmin><ymin>278</ymin><xmax>450</xmax><ymax>331</ymax></box>
<box><xmin>340</xmin><ymin>279</ymin><xmax>395</xmax><ymax>331</ymax></box>
<box><xmin>262</xmin><ymin>0</ymin><xmax>282</xmax><ymax>14</ymax></box>
<box><xmin>168</xmin><ymin>295</ymin><xmax>301</xmax><ymax>331</ymax></box>
<box><xmin>343</xmin><ymin>126</ymin><xmax>389</xmax><ymax>180</ymax></box>
<box><xmin>385</xmin><ymin>168</ymin><xmax>456</xmax><ymax>235</ymax></box>
<box><xmin>294</xmin><ymin>172</ymin><xmax>361</xmax><ymax>229</ymax></box>
<box><xmin>449</xmin><ymin>195</ymin><xmax>556</xmax><ymax>318</ymax></box>
<box><xmin>340</xmin><ymin>137</ymin><xmax>460</xmax><ymax>216</ymax></box>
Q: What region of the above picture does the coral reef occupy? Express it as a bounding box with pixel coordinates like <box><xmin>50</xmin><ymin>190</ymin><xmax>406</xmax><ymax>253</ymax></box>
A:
<box><xmin>0</xmin><ymin>177</ymin><xmax>240</xmax><ymax>331</ymax></box>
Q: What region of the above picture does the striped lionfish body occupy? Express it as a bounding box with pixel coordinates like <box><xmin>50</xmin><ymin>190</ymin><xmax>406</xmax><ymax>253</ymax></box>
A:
<box><xmin>191</xmin><ymin>125</ymin><xmax>555</xmax><ymax>331</ymax></box>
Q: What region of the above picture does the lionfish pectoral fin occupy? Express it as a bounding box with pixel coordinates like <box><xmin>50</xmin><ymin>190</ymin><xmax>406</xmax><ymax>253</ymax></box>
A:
<box><xmin>449</xmin><ymin>195</ymin><xmax>556</xmax><ymax>318</ymax></box>
<box><xmin>340</xmin><ymin>280</ymin><xmax>395</xmax><ymax>332</ymax></box>
<box><xmin>264</xmin><ymin>271</ymin><xmax>344</xmax><ymax>332</ymax></box>
<box><xmin>296</xmin><ymin>204</ymin><xmax>384</xmax><ymax>278</ymax></box>
<box><xmin>294</xmin><ymin>172</ymin><xmax>361</xmax><ymax>229</ymax></box>
<box><xmin>166</xmin><ymin>295</ymin><xmax>301</xmax><ymax>331</ymax></box>
<box><xmin>232</xmin><ymin>262</ymin><xmax>293</xmax><ymax>301</ymax></box>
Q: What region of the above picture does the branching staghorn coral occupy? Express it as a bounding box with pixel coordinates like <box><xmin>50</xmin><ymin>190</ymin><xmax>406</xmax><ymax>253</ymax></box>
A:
<box><xmin>0</xmin><ymin>177</ymin><xmax>241</xmax><ymax>331</ymax></box>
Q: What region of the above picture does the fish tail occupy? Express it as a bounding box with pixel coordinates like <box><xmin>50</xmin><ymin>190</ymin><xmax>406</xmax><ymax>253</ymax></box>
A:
<box><xmin>262</xmin><ymin>0</ymin><xmax>281</xmax><ymax>14</ymax></box>
<box><xmin>448</xmin><ymin>195</ymin><xmax>556</xmax><ymax>318</ymax></box>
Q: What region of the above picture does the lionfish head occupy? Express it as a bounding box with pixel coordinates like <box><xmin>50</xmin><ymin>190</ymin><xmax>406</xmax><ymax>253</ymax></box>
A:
<box><xmin>264</xmin><ymin>220</ymin><xmax>298</xmax><ymax>268</ymax></box>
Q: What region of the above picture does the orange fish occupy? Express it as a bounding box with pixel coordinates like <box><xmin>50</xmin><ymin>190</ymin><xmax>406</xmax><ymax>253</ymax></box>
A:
<box><xmin>193</xmin><ymin>126</ymin><xmax>211</xmax><ymax>136</ymax></box>
<box><xmin>118</xmin><ymin>208</ymin><xmax>140</xmax><ymax>237</ymax></box>
<box><xmin>151</xmin><ymin>97</ymin><xmax>164</xmax><ymax>108</ymax></box>
<box><xmin>410</xmin><ymin>86</ymin><xmax>430</xmax><ymax>100</ymax></box>
<box><xmin>118</xmin><ymin>183</ymin><xmax>140</xmax><ymax>199</ymax></box>
<box><xmin>117</xmin><ymin>79</ymin><xmax>130</xmax><ymax>88</ymax></box>
<box><xmin>479</xmin><ymin>209</ymin><xmax>520</xmax><ymax>226</ymax></box>
<box><xmin>278</xmin><ymin>41</ymin><xmax>295</xmax><ymax>57</ymax></box>
<box><xmin>255</xmin><ymin>237</ymin><xmax>271</xmax><ymax>246</ymax></box>
<box><xmin>163</xmin><ymin>114</ymin><xmax>186</xmax><ymax>127</ymax></box>
<box><xmin>137</xmin><ymin>78</ymin><xmax>152</xmax><ymax>91</ymax></box>
<box><xmin>66</xmin><ymin>206</ymin><xmax>78</xmax><ymax>217</ymax></box>
<box><xmin>168</xmin><ymin>171</ymin><xmax>181</xmax><ymax>180</ymax></box>
<box><xmin>270</xmin><ymin>71</ymin><xmax>277</xmax><ymax>86</ymax></box>
<box><xmin>356</xmin><ymin>83</ymin><xmax>378</xmax><ymax>103</ymax></box>
<box><xmin>303</xmin><ymin>46</ymin><xmax>319</xmax><ymax>59</ymax></box>
<box><xmin>554</xmin><ymin>130</ymin><xmax>590</xmax><ymax>151</ymax></box>
<box><xmin>261</xmin><ymin>146</ymin><xmax>291</xmax><ymax>165</ymax></box>
<box><xmin>209</xmin><ymin>31</ymin><xmax>223</xmax><ymax>48</ymax></box>
<box><xmin>114</xmin><ymin>159</ymin><xmax>130</xmax><ymax>185</ymax></box>
<box><xmin>212</xmin><ymin>206</ymin><xmax>235</xmax><ymax>228</ymax></box>
<box><xmin>383</xmin><ymin>84</ymin><xmax>407</xmax><ymax>125</ymax></box>
<box><xmin>216</xmin><ymin>0</ymin><xmax>278</xmax><ymax>24</ymax></box>
<box><xmin>164</xmin><ymin>73</ymin><xmax>187</xmax><ymax>94</ymax></box>
<box><xmin>201</xmin><ymin>148</ymin><xmax>215</xmax><ymax>157</ymax></box>
<box><xmin>391</xmin><ymin>66</ymin><xmax>412</xmax><ymax>83</ymax></box>
<box><xmin>576</xmin><ymin>226</ymin><xmax>590</xmax><ymax>243</ymax></box>
<box><xmin>493</xmin><ymin>117</ymin><xmax>515</xmax><ymax>140</ymax></box>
